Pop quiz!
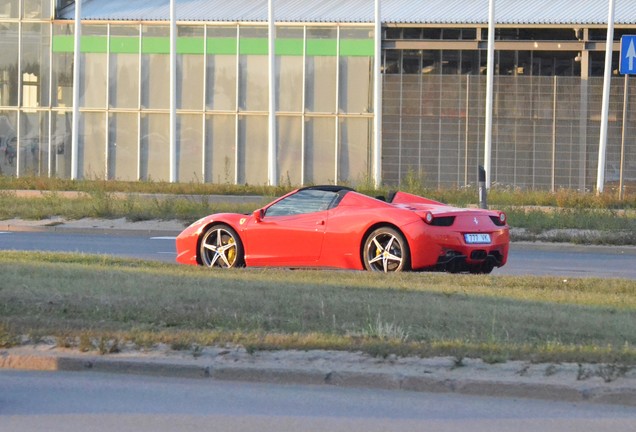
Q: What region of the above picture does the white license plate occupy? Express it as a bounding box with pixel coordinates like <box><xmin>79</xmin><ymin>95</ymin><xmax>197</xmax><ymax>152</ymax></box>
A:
<box><xmin>464</xmin><ymin>233</ymin><xmax>491</xmax><ymax>244</ymax></box>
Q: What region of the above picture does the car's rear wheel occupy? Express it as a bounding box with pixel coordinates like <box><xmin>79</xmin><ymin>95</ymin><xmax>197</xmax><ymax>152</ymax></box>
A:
<box><xmin>363</xmin><ymin>227</ymin><xmax>410</xmax><ymax>272</ymax></box>
<box><xmin>199</xmin><ymin>224</ymin><xmax>245</xmax><ymax>268</ymax></box>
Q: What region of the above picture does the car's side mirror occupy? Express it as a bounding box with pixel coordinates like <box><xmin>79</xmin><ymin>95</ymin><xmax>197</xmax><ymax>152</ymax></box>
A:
<box><xmin>253</xmin><ymin>208</ymin><xmax>264</xmax><ymax>222</ymax></box>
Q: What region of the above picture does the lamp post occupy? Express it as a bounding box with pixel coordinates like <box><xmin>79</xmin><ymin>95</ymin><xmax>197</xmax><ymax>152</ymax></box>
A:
<box><xmin>483</xmin><ymin>0</ymin><xmax>495</xmax><ymax>190</ymax></box>
<box><xmin>373</xmin><ymin>0</ymin><xmax>382</xmax><ymax>188</ymax></box>
<box><xmin>596</xmin><ymin>0</ymin><xmax>616</xmax><ymax>194</ymax></box>
<box><xmin>267</xmin><ymin>0</ymin><xmax>277</xmax><ymax>186</ymax></box>
<box><xmin>169</xmin><ymin>0</ymin><xmax>177</xmax><ymax>182</ymax></box>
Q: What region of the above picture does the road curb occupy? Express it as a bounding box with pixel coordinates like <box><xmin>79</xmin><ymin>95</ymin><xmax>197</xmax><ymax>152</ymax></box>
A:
<box><xmin>2</xmin><ymin>350</ymin><xmax>636</xmax><ymax>407</ymax></box>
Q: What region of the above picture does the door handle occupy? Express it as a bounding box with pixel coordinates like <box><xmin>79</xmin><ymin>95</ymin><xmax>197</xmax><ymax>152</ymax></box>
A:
<box><xmin>316</xmin><ymin>220</ymin><xmax>325</xmax><ymax>225</ymax></box>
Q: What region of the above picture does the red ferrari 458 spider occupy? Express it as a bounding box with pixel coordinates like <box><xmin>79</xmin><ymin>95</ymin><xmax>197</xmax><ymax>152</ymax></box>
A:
<box><xmin>175</xmin><ymin>185</ymin><xmax>509</xmax><ymax>273</ymax></box>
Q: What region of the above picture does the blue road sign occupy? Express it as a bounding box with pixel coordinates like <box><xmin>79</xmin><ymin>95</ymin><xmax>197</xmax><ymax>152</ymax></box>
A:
<box><xmin>620</xmin><ymin>35</ymin><xmax>636</xmax><ymax>75</ymax></box>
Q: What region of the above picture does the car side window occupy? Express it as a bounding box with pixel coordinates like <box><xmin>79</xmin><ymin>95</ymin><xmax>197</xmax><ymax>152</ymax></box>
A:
<box><xmin>265</xmin><ymin>189</ymin><xmax>338</xmax><ymax>217</ymax></box>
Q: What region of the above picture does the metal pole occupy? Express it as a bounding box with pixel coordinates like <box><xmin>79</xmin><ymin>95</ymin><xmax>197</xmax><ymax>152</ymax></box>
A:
<box><xmin>300</xmin><ymin>26</ymin><xmax>306</xmax><ymax>184</ymax></box>
<box><xmin>552</xmin><ymin>75</ymin><xmax>557</xmax><ymax>192</ymax></box>
<box><xmin>373</xmin><ymin>0</ymin><xmax>382</xmax><ymax>188</ymax></box>
<box><xmin>16</xmin><ymin>2</ymin><xmax>22</xmax><ymax>177</ymax></box>
<box><xmin>105</xmin><ymin>23</ymin><xmax>110</xmax><ymax>179</ymax></box>
<box><xmin>579</xmin><ymin>42</ymin><xmax>590</xmax><ymax>191</ymax></box>
<box><xmin>234</xmin><ymin>25</ymin><xmax>240</xmax><ymax>184</ymax></box>
<box><xmin>478</xmin><ymin>165</ymin><xmax>488</xmax><ymax>209</ymax></box>
<box><xmin>334</xmin><ymin>25</ymin><xmax>340</xmax><ymax>183</ymax></box>
<box><xmin>137</xmin><ymin>24</ymin><xmax>142</xmax><ymax>180</ymax></box>
<box><xmin>267</xmin><ymin>0</ymin><xmax>277</xmax><ymax>186</ymax></box>
<box><xmin>619</xmin><ymin>74</ymin><xmax>628</xmax><ymax>200</ymax></box>
<box><xmin>169</xmin><ymin>0</ymin><xmax>177</xmax><ymax>182</ymax></box>
<box><xmin>71</xmin><ymin>0</ymin><xmax>82</xmax><ymax>180</ymax></box>
<box><xmin>596</xmin><ymin>0</ymin><xmax>616</xmax><ymax>194</ymax></box>
<box><xmin>202</xmin><ymin>25</ymin><xmax>208</xmax><ymax>181</ymax></box>
<box><xmin>464</xmin><ymin>75</ymin><xmax>470</xmax><ymax>186</ymax></box>
<box><xmin>484</xmin><ymin>0</ymin><xmax>495</xmax><ymax>189</ymax></box>
<box><xmin>48</xmin><ymin>21</ymin><xmax>53</xmax><ymax>177</ymax></box>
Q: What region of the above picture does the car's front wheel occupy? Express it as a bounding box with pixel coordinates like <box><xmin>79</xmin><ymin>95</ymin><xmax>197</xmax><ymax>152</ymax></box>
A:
<box><xmin>363</xmin><ymin>227</ymin><xmax>410</xmax><ymax>272</ymax></box>
<box><xmin>199</xmin><ymin>224</ymin><xmax>245</xmax><ymax>268</ymax></box>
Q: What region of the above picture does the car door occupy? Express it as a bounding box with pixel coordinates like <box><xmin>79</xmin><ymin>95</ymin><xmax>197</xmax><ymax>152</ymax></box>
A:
<box><xmin>242</xmin><ymin>189</ymin><xmax>336</xmax><ymax>267</ymax></box>
<box><xmin>244</xmin><ymin>211</ymin><xmax>328</xmax><ymax>266</ymax></box>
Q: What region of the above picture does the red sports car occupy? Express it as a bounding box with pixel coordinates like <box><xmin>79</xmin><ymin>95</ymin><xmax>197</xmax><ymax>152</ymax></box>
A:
<box><xmin>175</xmin><ymin>186</ymin><xmax>509</xmax><ymax>273</ymax></box>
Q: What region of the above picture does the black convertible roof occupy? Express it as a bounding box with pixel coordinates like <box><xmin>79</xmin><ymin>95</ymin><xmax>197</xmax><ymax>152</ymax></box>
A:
<box><xmin>302</xmin><ymin>185</ymin><xmax>355</xmax><ymax>193</ymax></box>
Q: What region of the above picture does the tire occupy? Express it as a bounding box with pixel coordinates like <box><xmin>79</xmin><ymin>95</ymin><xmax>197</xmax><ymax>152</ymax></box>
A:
<box><xmin>199</xmin><ymin>224</ymin><xmax>245</xmax><ymax>268</ymax></box>
<box><xmin>362</xmin><ymin>227</ymin><xmax>410</xmax><ymax>272</ymax></box>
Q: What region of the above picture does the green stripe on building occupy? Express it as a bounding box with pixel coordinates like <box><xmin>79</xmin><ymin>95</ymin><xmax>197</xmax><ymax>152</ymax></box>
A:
<box><xmin>52</xmin><ymin>35</ymin><xmax>74</xmax><ymax>52</ymax></box>
<box><xmin>306</xmin><ymin>39</ymin><xmax>337</xmax><ymax>56</ymax></box>
<box><xmin>178</xmin><ymin>37</ymin><xmax>205</xmax><ymax>54</ymax></box>
<box><xmin>52</xmin><ymin>36</ymin><xmax>373</xmax><ymax>56</ymax></box>
<box><xmin>239</xmin><ymin>38</ymin><xmax>268</xmax><ymax>55</ymax></box>
<box><xmin>81</xmin><ymin>36</ymin><xmax>107</xmax><ymax>53</ymax></box>
<box><xmin>275</xmin><ymin>39</ymin><xmax>303</xmax><ymax>56</ymax></box>
<box><xmin>207</xmin><ymin>38</ymin><xmax>236</xmax><ymax>55</ymax></box>
<box><xmin>142</xmin><ymin>37</ymin><xmax>169</xmax><ymax>54</ymax></box>
<box><xmin>341</xmin><ymin>39</ymin><xmax>374</xmax><ymax>56</ymax></box>
<box><xmin>110</xmin><ymin>36</ymin><xmax>139</xmax><ymax>54</ymax></box>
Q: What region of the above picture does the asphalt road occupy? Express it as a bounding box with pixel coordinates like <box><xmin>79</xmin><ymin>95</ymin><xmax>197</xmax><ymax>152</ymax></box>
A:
<box><xmin>1</xmin><ymin>230</ymin><xmax>635</xmax><ymax>279</ymax></box>
<box><xmin>0</xmin><ymin>231</ymin><xmax>176</xmax><ymax>263</ymax></box>
<box><xmin>2</xmin><ymin>370</ymin><xmax>636</xmax><ymax>432</ymax></box>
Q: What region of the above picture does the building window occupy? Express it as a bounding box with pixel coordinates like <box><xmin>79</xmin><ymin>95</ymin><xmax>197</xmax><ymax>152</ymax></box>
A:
<box><xmin>109</xmin><ymin>25</ymin><xmax>140</xmax><ymax>109</ymax></box>
<box><xmin>0</xmin><ymin>23</ymin><xmax>18</xmax><ymax>106</ymax></box>
<box><xmin>141</xmin><ymin>25</ymin><xmax>170</xmax><ymax>110</ymax></box>
<box><xmin>305</xmin><ymin>26</ymin><xmax>337</xmax><ymax>113</ymax></box>
<box><xmin>23</xmin><ymin>0</ymin><xmax>51</xmax><ymax>19</ymax></box>
<box><xmin>0</xmin><ymin>0</ymin><xmax>18</xmax><ymax>19</ymax></box>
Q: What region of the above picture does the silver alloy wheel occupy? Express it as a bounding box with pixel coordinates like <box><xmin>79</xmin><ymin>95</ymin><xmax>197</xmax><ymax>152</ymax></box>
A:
<box><xmin>363</xmin><ymin>227</ymin><xmax>409</xmax><ymax>272</ymax></box>
<box><xmin>199</xmin><ymin>224</ymin><xmax>244</xmax><ymax>268</ymax></box>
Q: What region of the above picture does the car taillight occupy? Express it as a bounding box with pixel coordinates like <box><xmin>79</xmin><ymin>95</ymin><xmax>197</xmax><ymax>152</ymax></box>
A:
<box><xmin>423</xmin><ymin>213</ymin><xmax>456</xmax><ymax>226</ymax></box>
<box><xmin>489</xmin><ymin>212</ymin><xmax>507</xmax><ymax>226</ymax></box>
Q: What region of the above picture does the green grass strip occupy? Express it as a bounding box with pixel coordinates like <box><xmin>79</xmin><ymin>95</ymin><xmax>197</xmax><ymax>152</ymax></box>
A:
<box><xmin>1</xmin><ymin>177</ymin><xmax>633</xmax><ymax>209</ymax></box>
<box><xmin>2</xmin><ymin>252</ymin><xmax>635</xmax><ymax>364</ymax></box>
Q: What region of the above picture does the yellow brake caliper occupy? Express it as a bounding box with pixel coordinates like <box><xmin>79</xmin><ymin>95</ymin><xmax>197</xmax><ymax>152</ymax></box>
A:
<box><xmin>227</xmin><ymin>237</ymin><xmax>236</xmax><ymax>265</ymax></box>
